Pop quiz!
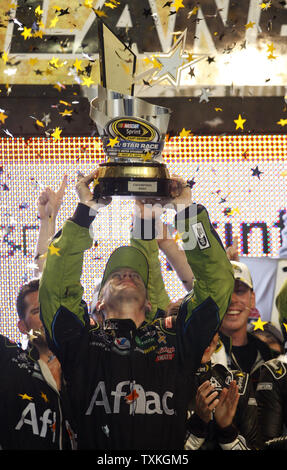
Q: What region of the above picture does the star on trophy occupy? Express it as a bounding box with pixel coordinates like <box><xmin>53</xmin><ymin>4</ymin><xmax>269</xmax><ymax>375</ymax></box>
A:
<box><xmin>89</xmin><ymin>20</ymin><xmax>172</xmax><ymax>198</ymax></box>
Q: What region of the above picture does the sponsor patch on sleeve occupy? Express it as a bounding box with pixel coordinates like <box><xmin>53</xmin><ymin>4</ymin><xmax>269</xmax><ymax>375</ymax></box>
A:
<box><xmin>264</xmin><ymin>360</ymin><xmax>287</xmax><ymax>380</ymax></box>
<box><xmin>191</xmin><ymin>222</ymin><xmax>210</xmax><ymax>250</ymax></box>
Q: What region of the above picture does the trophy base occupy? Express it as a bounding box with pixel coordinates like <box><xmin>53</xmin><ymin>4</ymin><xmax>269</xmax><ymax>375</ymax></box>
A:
<box><xmin>93</xmin><ymin>162</ymin><xmax>171</xmax><ymax>198</ymax></box>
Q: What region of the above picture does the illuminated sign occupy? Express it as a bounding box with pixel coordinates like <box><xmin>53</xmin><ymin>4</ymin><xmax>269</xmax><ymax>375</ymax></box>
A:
<box><xmin>1</xmin><ymin>1</ymin><xmax>287</xmax><ymax>88</ymax></box>
<box><xmin>1</xmin><ymin>134</ymin><xmax>287</xmax><ymax>342</ymax></box>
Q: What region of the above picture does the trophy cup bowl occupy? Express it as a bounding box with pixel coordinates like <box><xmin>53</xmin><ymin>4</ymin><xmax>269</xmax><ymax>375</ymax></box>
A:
<box><xmin>89</xmin><ymin>85</ymin><xmax>172</xmax><ymax>199</ymax></box>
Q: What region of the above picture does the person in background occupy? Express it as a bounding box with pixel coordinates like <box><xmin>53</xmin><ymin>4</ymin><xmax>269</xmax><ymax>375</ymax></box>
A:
<box><xmin>219</xmin><ymin>260</ymin><xmax>278</xmax><ymax>387</ymax></box>
<box><xmin>255</xmin><ymin>280</ymin><xmax>287</xmax><ymax>444</ymax></box>
<box><xmin>185</xmin><ymin>332</ymin><xmax>260</xmax><ymax>451</ymax></box>
<box><xmin>136</xmin><ymin>224</ymin><xmax>277</xmax><ymax>386</ymax></box>
<box><xmin>0</xmin><ymin>176</ymin><xmax>76</xmax><ymax>450</ymax></box>
<box><xmin>249</xmin><ymin>321</ymin><xmax>284</xmax><ymax>354</ymax></box>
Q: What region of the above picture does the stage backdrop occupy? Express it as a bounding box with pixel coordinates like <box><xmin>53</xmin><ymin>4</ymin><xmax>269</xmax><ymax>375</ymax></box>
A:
<box><xmin>1</xmin><ymin>134</ymin><xmax>287</xmax><ymax>342</ymax></box>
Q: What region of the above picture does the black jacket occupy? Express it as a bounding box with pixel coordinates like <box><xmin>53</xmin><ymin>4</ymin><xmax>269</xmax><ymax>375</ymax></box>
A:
<box><xmin>256</xmin><ymin>355</ymin><xmax>287</xmax><ymax>444</ymax></box>
<box><xmin>185</xmin><ymin>362</ymin><xmax>259</xmax><ymax>450</ymax></box>
<box><xmin>0</xmin><ymin>334</ymin><xmax>75</xmax><ymax>450</ymax></box>
<box><xmin>220</xmin><ymin>332</ymin><xmax>278</xmax><ymax>387</ymax></box>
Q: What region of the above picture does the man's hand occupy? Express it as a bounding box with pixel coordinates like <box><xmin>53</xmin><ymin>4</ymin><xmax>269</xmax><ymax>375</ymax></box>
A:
<box><xmin>37</xmin><ymin>175</ymin><xmax>67</xmax><ymax>221</ymax></box>
<box><xmin>168</xmin><ymin>175</ymin><xmax>192</xmax><ymax>212</ymax></box>
<box><xmin>226</xmin><ymin>236</ymin><xmax>239</xmax><ymax>261</ymax></box>
<box><xmin>194</xmin><ymin>380</ymin><xmax>219</xmax><ymax>424</ymax></box>
<box><xmin>134</xmin><ymin>198</ymin><xmax>164</xmax><ymax>220</ymax></box>
<box><xmin>75</xmin><ymin>170</ymin><xmax>111</xmax><ymax>209</ymax></box>
<box><xmin>214</xmin><ymin>381</ymin><xmax>240</xmax><ymax>429</ymax></box>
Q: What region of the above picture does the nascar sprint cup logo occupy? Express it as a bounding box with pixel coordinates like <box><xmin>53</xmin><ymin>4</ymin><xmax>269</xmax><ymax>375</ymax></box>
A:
<box><xmin>103</xmin><ymin>117</ymin><xmax>163</xmax><ymax>158</ymax></box>
<box><xmin>109</xmin><ymin>118</ymin><xmax>159</xmax><ymax>142</ymax></box>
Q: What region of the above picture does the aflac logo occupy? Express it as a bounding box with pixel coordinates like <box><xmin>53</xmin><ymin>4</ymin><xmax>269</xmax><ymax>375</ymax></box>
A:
<box><xmin>86</xmin><ymin>381</ymin><xmax>174</xmax><ymax>416</ymax></box>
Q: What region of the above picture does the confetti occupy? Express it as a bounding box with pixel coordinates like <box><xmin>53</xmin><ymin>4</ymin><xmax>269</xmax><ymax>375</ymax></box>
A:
<box><xmin>251</xmin><ymin>166</ymin><xmax>263</xmax><ymax>179</ymax></box>
<box><xmin>0</xmin><ymin>112</ymin><xmax>8</xmax><ymax>123</ymax></box>
<box><xmin>234</xmin><ymin>114</ymin><xmax>246</xmax><ymax>130</ymax></box>
<box><xmin>251</xmin><ymin>317</ymin><xmax>268</xmax><ymax>331</ymax></box>
<box><xmin>82</xmin><ymin>76</ymin><xmax>95</xmax><ymax>87</ymax></box>
<box><xmin>48</xmin><ymin>244</ymin><xmax>60</xmax><ymax>256</ymax></box>
<box><xmin>21</xmin><ymin>27</ymin><xmax>32</xmax><ymax>40</ymax></box>
<box><xmin>245</xmin><ymin>21</ymin><xmax>255</xmax><ymax>29</ymax></box>
<box><xmin>51</xmin><ymin>127</ymin><xmax>62</xmax><ymax>141</ymax></box>
<box><xmin>277</xmin><ymin>119</ymin><xmax>287</xmax><ymax>126</ymax></box>
<box><xmin>199</xmin><ymin>88</ymin><xmax>211</xmax><ymax>103</ymax></box>
<box><xmin>179</xmin><ymin>128</ymin><xmax>192</xmax><ymax>137</ymax></box>
<box><xmin>107</xmin><ymin>137</ymin><xmax>119</xmax><ymax>148</ymax></box>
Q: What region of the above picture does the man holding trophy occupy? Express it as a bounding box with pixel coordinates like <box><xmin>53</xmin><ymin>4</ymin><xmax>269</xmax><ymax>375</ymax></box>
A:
<box><xmin>39</xmin><ymin>21</ymin><xmax>234</xmax><ymax>450</ymax></box>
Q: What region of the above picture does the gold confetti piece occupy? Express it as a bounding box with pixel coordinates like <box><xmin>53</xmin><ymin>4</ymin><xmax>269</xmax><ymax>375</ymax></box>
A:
<box><xmin>277</xmin><ymin>119</ymin><xmax>287</xmax><ymax>126</ymax></box>
<box><xmin>171</xmin><ymin>0</ymin><xmax>185</xmax><ymax>12</ymax></box>
<box><xmin>251</xmin><ymin>317</ymin><xmax>268</xmax><ymax>331</ymax></box>
<box><xmin>179</xmin><ymin>128</ymin><xmax>192</xmax><ymax>138</ymax></box>
<box><xmin>34</xmin><ymin>30</ymin><xmax>44</xmax><ymax>39</ymax></box>
<box><xmin>49</xmin><ymin>57</ymin><xmax>63</xmax><ymax>69</ymax></box>
<box><xmin>49</xmin><ymin>16</ymin><xmax>59</xmax><ymax>28</ymax></box>
<box><xmin>51</xmin><ymin>128</ymin><xmax>62</xmax><ymax>141</ymax></box>
<box><xmin>230</xmin><ymin>207</ymin><xmax>240</xmax><ymax>216</ymax></box>
<box><xmin>260</xmin><ymin>1</ymin><xmax>272</xmax><ymax>9</ymax></box>
<box><xmin>18</xmin><ymin>393</ymin><xmax>33</xmax><ymax>401</ymax></box>
<box><xmin>268</xmin><ymin>53</ymin><xmax>276</xmax><ymax>60</ymax></box>
<box><xmin>267</xmin><ymin>43</ymin><xmax>275</xmax><ymax>54</ymax></box>
<box><xmin>93</xmin><ymin>177</ymin><xmax>100</xmax><ymax>187</ymax></box>
<box><xmin>184</xmin><ymin>52</ymin><xmax>195</xmax><ymax>63</ymax></box>
<box><xmin>21</xmin><ymin>27</ymin><xmax>32</xmax><ymax>40</ymax></box>
<box><xmin>59</xmin><ymin>100</ymin><xmax>71</xmax><ymax>106</ymax></box>
<box><xmin>215</xmin><ymin>107</ymin><xmax>223</xmax><ymax>112</ymax></box>
<box><xmin>234</xmin><ymin>114</ymin><xmax>246</xmax><ymax>130</ymax></box>
<box><xmin>84</xmin><ymin>0</ymin><xmax>94</xmax><ymax>7</ymax></box>
<box><xmin>104</xmin><ymin>1</ymin><xmax>118</xmax><ymax>8</ymax></box>
<box><xmin>93</xmin><ymin>9</ymin><xmax>107</xmax><ymax>17</ymax></box>
<box><xmin>36</xmin><ymin>119</ymin><xmax>45</xmax><ymax>127</ymax></box>
<box><xmin>54</xmin><ymin>83</ymin><xmax>63</xmax><ymax>92</ymax></box>
<box><xmin>0</xmin><ymin>112</ymin><xmax>8</xmax><ymax>123</ymax></box>
<box><xmin>2</xmin><ymin>52</ymin><xmax>8</xmax><ymax>64</ymax></box>
<box><xmin>245</xmin><ymin>21</ymin><xmax>255</xmax><ymax>29</ymax></box>
<box><xmin>48</xmin><ymin>243</ymin><xmax>61</xmax><ymax>255</ymax></box>
<box><xmin>82</xmin><ymin>76</ymin><xmax>95</xmax><ymax>87</ymax></box>
<box><xmin>35</xmin><ymin>5</ymin><xmax>44</xmax><ymax>15</ymax></box>
<box><xmin>73</xmin><ymin>58</ymin><xmax>83</xmax><ymax>72</ymax></box>
<box><xmin>29</xmin><ymin>58</ymin><xmax>39</xmax><ymax>66</ymax></box>
<box><xmin>107</xmin><ymin>137</ymin><xmax>119</xmax><ymax>148</ymax></box>
<box><xmin>187</xmin><ymin>6</ymin><xmax>199</xmax><ymax>17</ymax></box>
<box><xmin>41</xmin><ymin>392</ymin><xmax>49</xmax><ymax>403</ymax></box>
<box><xmin>60</xmin><ymin>109</ymin><xmax>73</xmax><ymax>116</ymax></box>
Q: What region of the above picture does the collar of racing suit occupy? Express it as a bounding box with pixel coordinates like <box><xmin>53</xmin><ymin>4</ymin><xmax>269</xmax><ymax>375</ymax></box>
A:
<box><xmin>103</xmin><ymin>318</ymin><xmax>148</xmax><ymax>335</ymax></box>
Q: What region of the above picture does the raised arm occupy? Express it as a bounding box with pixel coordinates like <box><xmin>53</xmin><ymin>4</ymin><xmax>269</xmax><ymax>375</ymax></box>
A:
<box><xmin>167</xmin><ymin>178</ymin><xmax>234</xmax><ymax>371</ymax></box>
<box><xmin>157</xmin><ymin>220</ymin><xmax>194</xmax><ymax>292</ymax></box>
<box><xmin>34</xmin><ymin>175</ymin><xmax>67</xmax><ymax>276</ymax></box>
<box><xmin>130</xmin><ymin>200</ymin><xmax>170</xmax><ymax>321</ymax></box>
<box><xmin>39</xmin><ymin>171</ymin><xmax>111</xmax><ymax>357</ymax></box>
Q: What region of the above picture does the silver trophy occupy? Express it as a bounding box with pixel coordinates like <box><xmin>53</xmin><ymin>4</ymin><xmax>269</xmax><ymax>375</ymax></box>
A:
<box><xmin>90</xmin><ymin>85</ymin><xmax>171</xmax><ymax>198</ymax></box>
<box><xmin>88</xmin><ymin>18</ymin><xmax>172</xmax><ymax>198</ymax></box>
